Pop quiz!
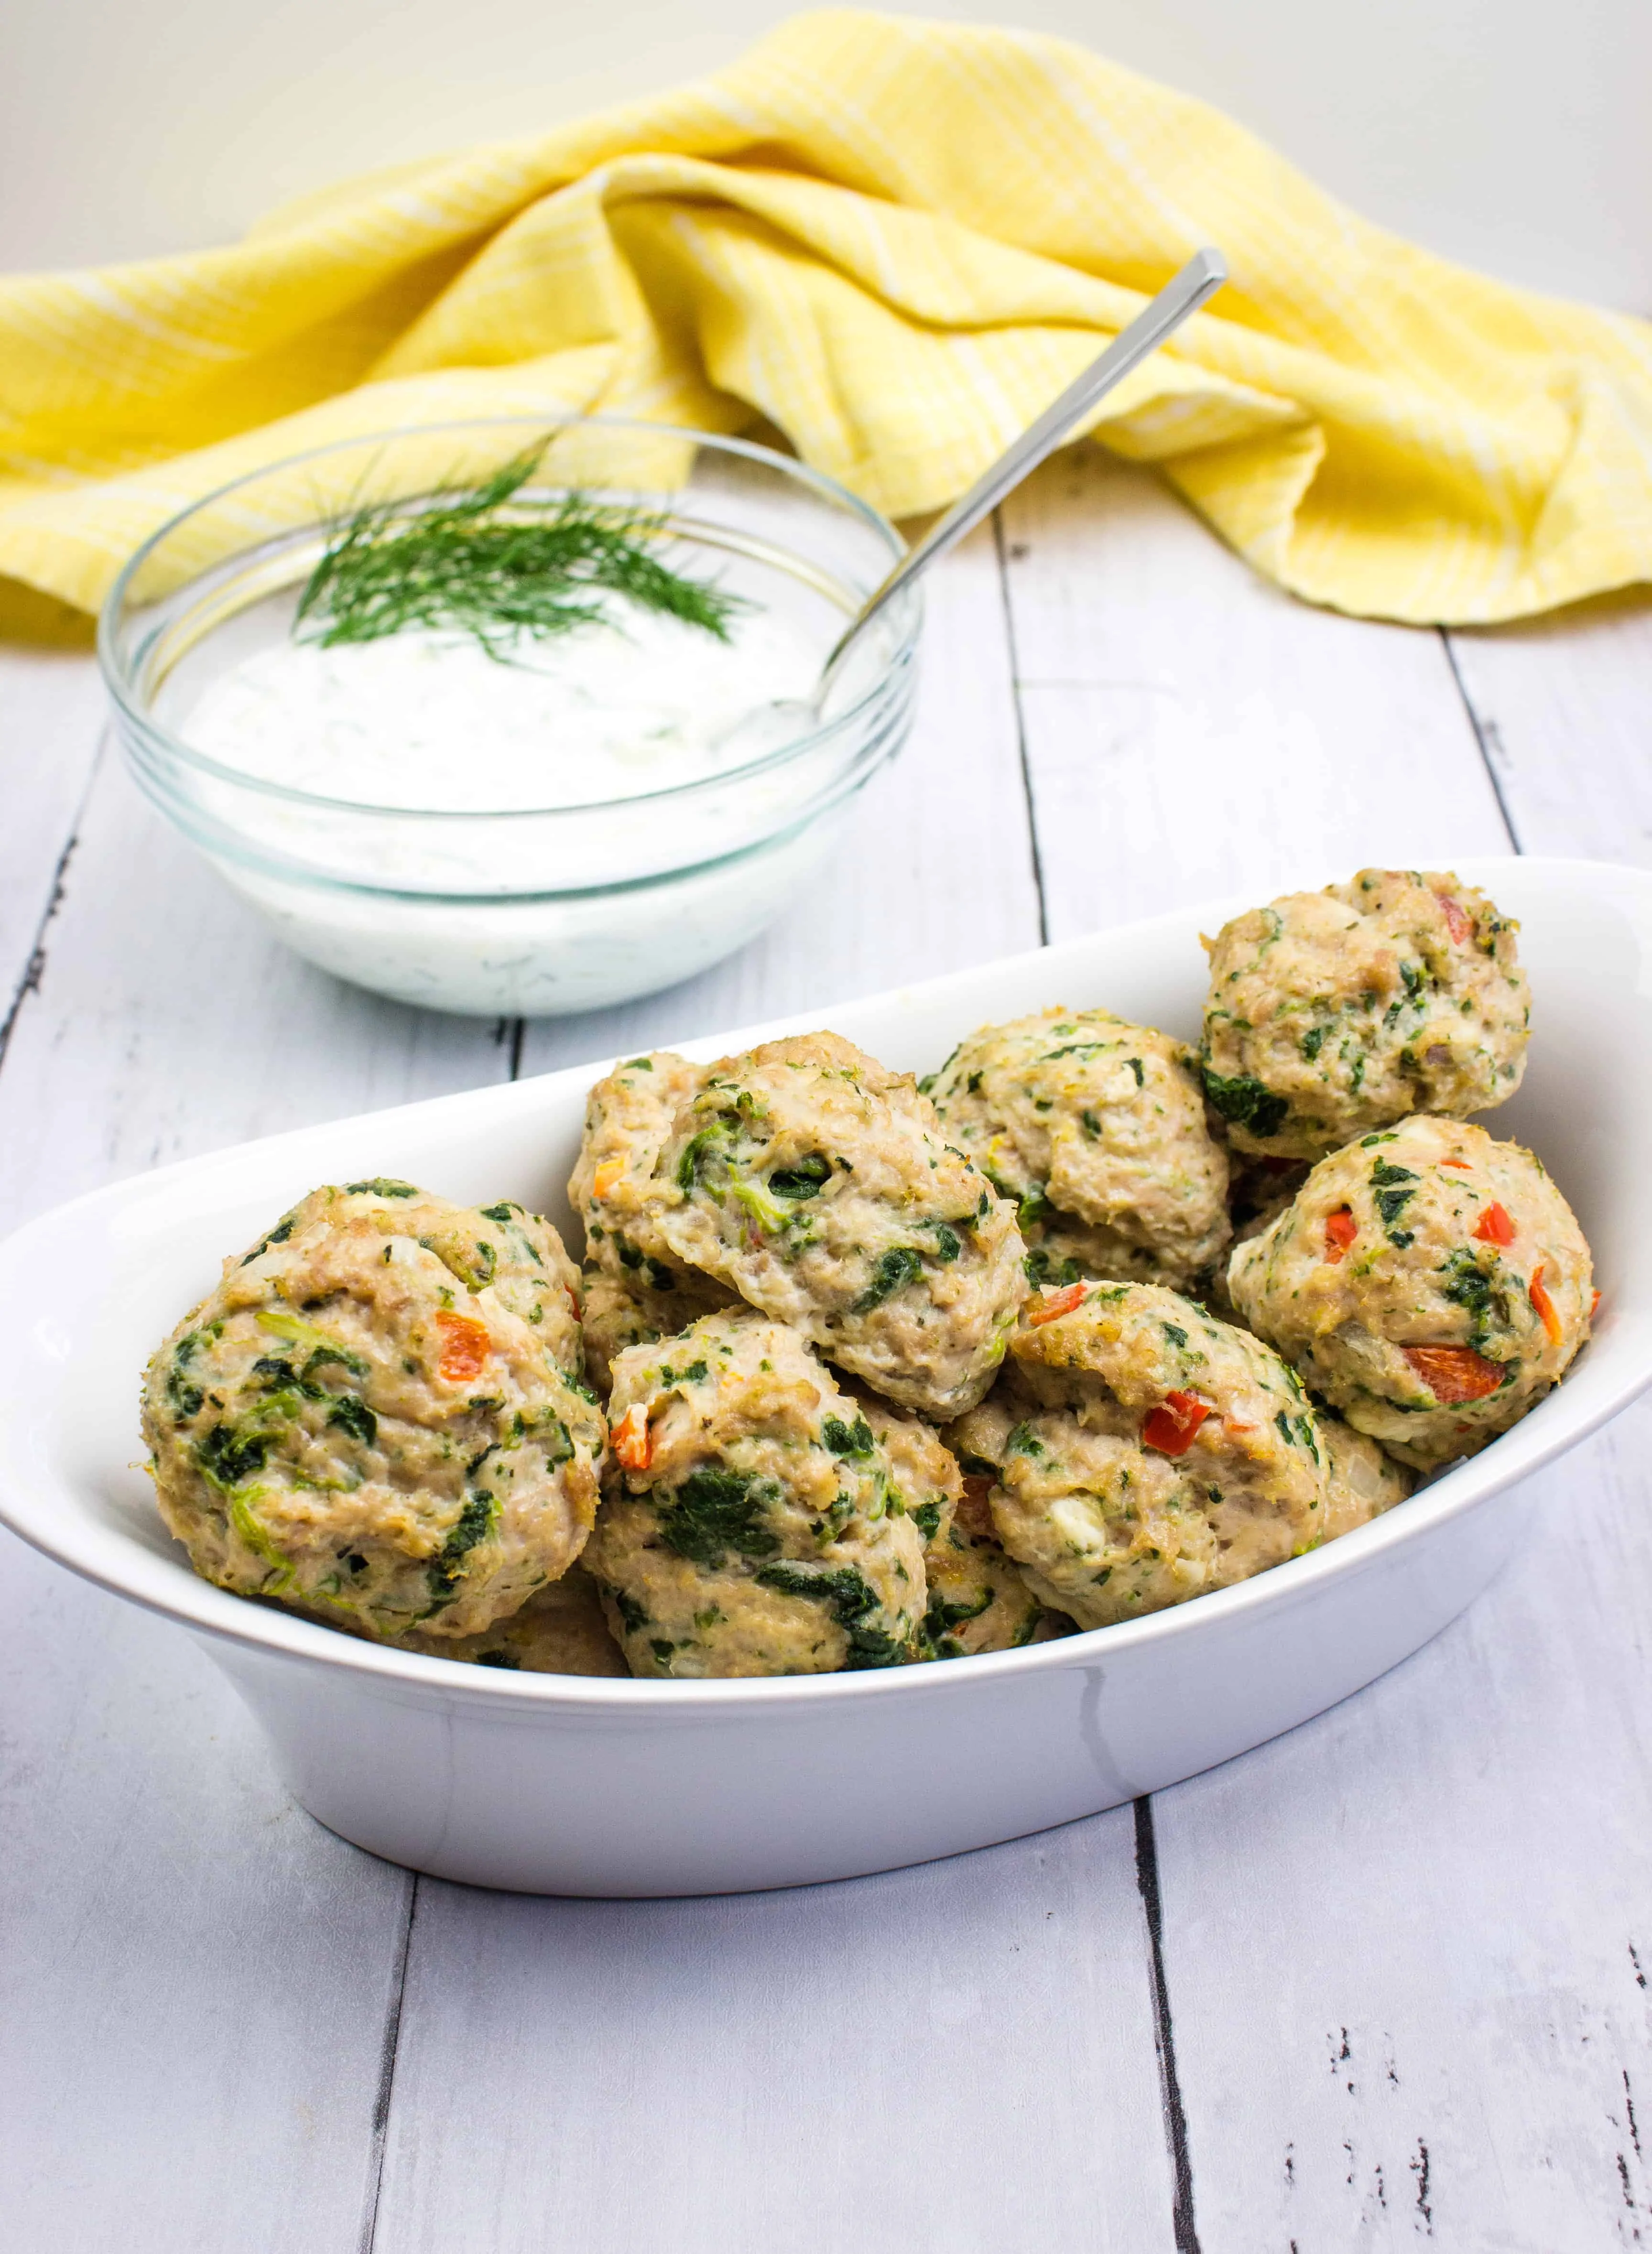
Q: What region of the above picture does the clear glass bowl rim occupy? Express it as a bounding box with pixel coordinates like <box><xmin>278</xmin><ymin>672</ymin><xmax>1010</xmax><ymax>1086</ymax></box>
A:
<box><xmin>97</xmin><ymin>413</ymin><xmax>918</xmax><ymax>822</ymax></box>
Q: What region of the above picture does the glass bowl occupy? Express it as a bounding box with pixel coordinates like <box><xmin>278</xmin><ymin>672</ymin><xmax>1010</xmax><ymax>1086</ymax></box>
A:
<box><xmin>98</xmin><ymin>417</ymin><xmax>919</xmax><ymax>1018</ymax></box>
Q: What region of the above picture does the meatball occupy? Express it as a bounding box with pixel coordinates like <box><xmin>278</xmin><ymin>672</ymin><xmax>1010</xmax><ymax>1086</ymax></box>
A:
<box><xmin>396</xmin><ymin>1562</ymin><xmax>627</xmax><ymax>1675</ymax></box>
<box><xmin>650</xmin><ymin>1033</ymin><xmax>1026</xmax><ymax>1417</ymax></box>
<box><xmin>572</xmin><ymin>1051</ymin><xmax>711</xmax><ymax>1281</ymax></box>
<box><xmin>847</xmin><ymin>1387</ymin><xmax>961</xmax><ymax>1550</ymax></box>
<box><xmin>1200</xmin><ymin>868</ymin><xmax>1531</xmax><ymax>1160</ymax></box>
<box><xmin>570</xmin><ymin>1051</ymin><xmax>736</xmax><ymax>1394</ymax></box>
<box><xmin>143</xmin><ymin>1181</ymin><xmax>605</xmax><ymax>1639</ymax></box>
<box><xmin>924</xmin><ymin>1006</ymin><xmax>1230</xmax><ymax>1291</ymax></box>
<box><xmin>578</xmin><ymin>1264</ymin><xmax>733</xmax><ymax>1398</ymax></box>
<box><xmin>583</xmin><ymin>1308</ymin><xmax>927</xmax><ymax>1677</ymax></box>
<box><xmin>925</xmin><ymin>1469</ymin><xmax>1055</xmax><ymax>1657</ymax></box>
<box><xmin>946</xmin><ymin>1280</ymin><xmax>1340</xmax><ymax>1628</ymax></box>
<box><xmin>849</xmin><ymin>1388</ymin><xmax>1049</xmax><ymax>1658</ymax></box>
<box><xmin>1318</xmin><ymin>1412</ymin><xmax>1413</xmax><ymax>1539</ymax></box>
<box><xmin>1228</xmin><ymin>1115</ymin><xmax>1593</xmax><ymax>1469</ymax></box>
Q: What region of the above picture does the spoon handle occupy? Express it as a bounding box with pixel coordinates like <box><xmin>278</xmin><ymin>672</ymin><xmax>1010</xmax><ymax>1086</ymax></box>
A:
<box><xmin>824</xmin><ymin>246</ymin><xmax>1228</xmax><ymax>688</ymax></box>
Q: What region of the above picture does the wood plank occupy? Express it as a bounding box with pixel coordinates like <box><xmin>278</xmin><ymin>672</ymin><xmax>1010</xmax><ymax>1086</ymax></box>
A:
<box><xmin>371</xmin><ymin>1810</ymin><xmax>1180</xmax><ymax>2254</ymax></box>
<box><xmin>1445</xmin><ymin>594</ymin><xmax>1652</xmax><ymax>864</ymax></box>
<box><xmin>517</xmin><ymin>523</ymin><xmax>1044</xmax><ymax>1076</ymax></box>
<box><xmin>998</xmin><ymin>453</ymin><xmax>1514</xmax><ymax>939</ymax></box>
<box><xmin>0</xmin><ymin>650</ymin><xmax>106</xmax><ymax>1021</ymax></box>
<box><xmin>0</xmin><ymin>736</ymin><xmax>510</xmax><ymax>2249</ymax></box>
<box><xmin>1149</xmin><ymin>1405</ymin><xmax>1652</xmax><ymax>2249</ymax></box>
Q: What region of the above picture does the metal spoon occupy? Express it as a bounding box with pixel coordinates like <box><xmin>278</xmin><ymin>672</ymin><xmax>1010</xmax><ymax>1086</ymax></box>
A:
<box><xmin>726</xmin><ymin>246</ymin><xmax>1228</xmax><ymax>748</ymax></box>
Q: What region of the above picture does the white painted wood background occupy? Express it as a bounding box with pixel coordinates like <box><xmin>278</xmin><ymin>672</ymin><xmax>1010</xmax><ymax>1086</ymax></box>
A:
<box><xmin>2</xmin><ymin>451</ymin><xmax>1650</xmax><ymax>2252</ymax></box>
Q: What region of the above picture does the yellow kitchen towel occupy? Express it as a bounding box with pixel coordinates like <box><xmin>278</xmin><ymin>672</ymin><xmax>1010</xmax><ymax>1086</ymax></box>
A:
<box><xmin>5</xmin><ymin>7</ymin><xmax>1652</xmax><ymax>633</ymax></box>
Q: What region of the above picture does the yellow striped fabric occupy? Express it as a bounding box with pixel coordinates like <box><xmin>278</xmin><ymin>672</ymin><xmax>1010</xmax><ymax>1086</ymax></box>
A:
<box><xmin>5</xmin><ymin>8</ymin><xmax>1652</xmax><ymax>632</ymax></box>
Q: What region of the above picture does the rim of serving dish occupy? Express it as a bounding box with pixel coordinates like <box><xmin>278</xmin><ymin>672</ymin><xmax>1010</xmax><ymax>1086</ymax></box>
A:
<box><xmin>97</xmin><ymin>413</ymin><xmax>920</xmax><ymax>822</ymax></box>
<box><xmin>1</xmin><ymin>861</ymin><xmax>1643</xmax><ymax>1715</ymax></box>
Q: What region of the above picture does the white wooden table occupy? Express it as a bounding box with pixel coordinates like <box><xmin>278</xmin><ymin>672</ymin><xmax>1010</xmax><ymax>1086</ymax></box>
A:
<box><xmin>4</xmin><ymin>452</ymin><xmax>1651</xmax><ymax>2253</ymax></box>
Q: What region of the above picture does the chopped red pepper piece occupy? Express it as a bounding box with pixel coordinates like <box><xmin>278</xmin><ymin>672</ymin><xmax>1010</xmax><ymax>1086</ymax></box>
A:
<box><xmin>1591</xmin><ymin>1290</ymin><xmax>1602</xmax><ymax>1320</ymax></box>
<box><xmin>1473</xmin><ymin>1202</ymin><xmax>1516</xmax><ymax>1247</ymax></box>
<box><xmin>1402</xmin><ymin>1344</ymin><xmax>1504</xmax><ymax>1403</ymax></box>
<box><xmin>566</xmin><ymin>1285</ymin><xmax>582</xmax><ymax>1320</ymax></box>
<box><xmin>1439</xmin><ymin>1158</ymin><xmax>1472</xmax><ymax>1170</ymax></box>
<box><xmin>435</xmin><ymin>1309</ymin><xmax>491</xmax><ymax>1383</ymax></box>
<box><xmin>1529</xmin><ymin>1264</ymin><xmax>1564</xmax><ymax>1346</ymax></box>
<box><xmin>612</xmin><ymin>1403</ymin><xmax>653</xmax><ymax>1473</ymax></box>
<box><xmin>1142</xmin><ymin>1390</ymin><xmax>1213</xmax><ymax>1454</ymax></box>
<box><xmin>1437</xmin><ymin>894</ymin><xmax>1474</xmax><ymax>945</ymax></box>
<box><xmin>1028</xmin><ymin>1283</ymin><xmax>1087</xmax><ymax>1326</ymax></box>
<box><xmin>1324</xmin><ymin>1206</ymin><xmax>1358</xmax><ymax>1262</ymax></box>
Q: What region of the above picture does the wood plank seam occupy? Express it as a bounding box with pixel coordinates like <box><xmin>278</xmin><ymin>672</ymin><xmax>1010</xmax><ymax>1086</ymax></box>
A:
<box><xmin>359</xmin><ymin>1871</ymin><xmax>420</xmax><ymax>2254</ymax></box>
<box><xmin>991</xmin><ymin>511</ymin><xmax>1051</xmax><ymax>946</ymax></box>
<box><xmin>1135</xmin><ymin>1798</ymin><xmax>1203</xmax><ymax>2254</ymax></box>
<box><xmin>0</xmin><ymin>738</ymin><xmax>103</xmax><ymax>1077</ymax></box>
<box><xmin>1438</xmin><ymin>630</ymin><xmax>1524</xmax><ymax>853</ymax></box>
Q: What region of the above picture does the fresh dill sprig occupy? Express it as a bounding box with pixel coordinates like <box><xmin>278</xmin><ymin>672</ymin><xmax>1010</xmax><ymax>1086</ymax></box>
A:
<box><xmin>293</xmin><ymin>447</ymin><xmax>744</xmax><ymax>658</ymax></box>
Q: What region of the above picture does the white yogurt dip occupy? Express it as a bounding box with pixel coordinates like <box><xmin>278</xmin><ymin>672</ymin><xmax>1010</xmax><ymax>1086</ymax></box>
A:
<box><xmin>184</xmin><ymin>600</ymin><xmax>822</xmax><ymax>812</ymax></box>
<box><xmin>163</xmin><ymin>585</ymin><xmax>912</xmax><ymax>1018</ymax></box>
<box><xmin>109</xmin><ymin>423</ymin><xmax>919</xmax><ymax>1018</ymax></box>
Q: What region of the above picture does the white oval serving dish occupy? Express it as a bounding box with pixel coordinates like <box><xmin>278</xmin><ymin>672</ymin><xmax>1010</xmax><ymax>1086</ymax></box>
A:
<box><xmin>0</xmin><ymin>857</ymin><xmax>1645</xmax><ymax>1896</ymax></box>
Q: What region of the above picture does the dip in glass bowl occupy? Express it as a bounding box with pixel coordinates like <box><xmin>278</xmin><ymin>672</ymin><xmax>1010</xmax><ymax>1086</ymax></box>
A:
<box><xmin>99</xmin><ymin>417</ymin><xmax>919</xmax><ymax>1017</ymax></box>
